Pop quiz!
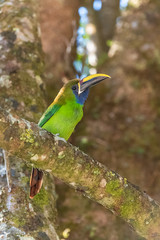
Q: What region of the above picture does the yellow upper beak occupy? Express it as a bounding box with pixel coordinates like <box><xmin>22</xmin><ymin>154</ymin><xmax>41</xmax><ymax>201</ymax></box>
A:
<box><xmin>78</xmin><ymin>73</ymin><xmax>111</xmax><ymax>94</ymax></box>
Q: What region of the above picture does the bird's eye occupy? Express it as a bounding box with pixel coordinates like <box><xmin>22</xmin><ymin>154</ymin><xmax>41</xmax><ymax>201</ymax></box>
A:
<box><xmin>72</xmin><ymin>85</ymin><xmax>76</xmax><ymax>91</ymax></box>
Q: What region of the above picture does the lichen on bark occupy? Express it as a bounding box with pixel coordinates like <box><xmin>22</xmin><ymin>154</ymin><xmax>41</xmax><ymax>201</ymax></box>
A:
<box><xmin>0</xmin><ymin>0</ymin><xmax>58</xmax><ymax>239</ymax></box>
<box><xmin>0</xmin><ymin>108</ymin><xmax>160</xmax><ymax>239</ymax></box>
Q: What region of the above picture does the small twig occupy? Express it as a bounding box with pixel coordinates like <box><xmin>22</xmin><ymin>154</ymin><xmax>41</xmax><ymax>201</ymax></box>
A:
<box><xmin>64</xmin><ymin>20</ymin><xmax>77</xmax><ymax>74</ymax></box>
<box><xmin>65</xmin><ymin>20</ymin><xmax>77</xmax><ymax>56</ymax></box>
<box><xmin>2</xmin><ymin>149</ymin><xmax>11</xmax><ymax>192</ymax></box>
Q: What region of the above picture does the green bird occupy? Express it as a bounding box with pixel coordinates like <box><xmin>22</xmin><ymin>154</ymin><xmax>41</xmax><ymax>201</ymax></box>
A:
<box><xmin>30</xmin><ymin>73</ymin><xmax>110</xmax><ymax>198</ymax></box>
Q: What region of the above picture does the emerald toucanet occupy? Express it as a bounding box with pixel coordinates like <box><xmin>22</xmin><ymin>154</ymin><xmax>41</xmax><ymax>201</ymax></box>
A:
<box><xmin>30</xmin><ymin>73</ymin><xmax>110</xmax><ymax>198</ymax></box>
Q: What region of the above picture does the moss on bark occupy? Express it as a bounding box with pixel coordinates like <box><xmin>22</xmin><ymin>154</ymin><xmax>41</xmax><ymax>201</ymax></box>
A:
<box><xmin>0</xmin><ymin>108</ymin><xmax>160</xmax><ymax>239</ymax></box>
<box><xmin>0</xmin><ymin>0</ymin><xmax>58</xmax><ymax>239</ymax></box>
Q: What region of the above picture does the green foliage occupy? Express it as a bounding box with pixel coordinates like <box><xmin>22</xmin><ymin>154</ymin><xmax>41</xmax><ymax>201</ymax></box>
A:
<box><xmin>106</xmin><ymin>40</ymin><xmax>113</xmax><ymax>47</ymax></box>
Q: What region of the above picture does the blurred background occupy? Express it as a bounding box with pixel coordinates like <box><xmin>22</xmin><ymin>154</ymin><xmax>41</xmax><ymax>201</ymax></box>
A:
<box><xmin>39</xmin><ymin>0</ymin><xmax>160</xmax><ymax>239</ymax></box>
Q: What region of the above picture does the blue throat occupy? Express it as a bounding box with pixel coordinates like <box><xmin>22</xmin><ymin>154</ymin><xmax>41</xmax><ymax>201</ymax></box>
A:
<box><xmin>73</xmin><ymin>88</ymin><xmax>89</xmax><ymax>105</ymax></box>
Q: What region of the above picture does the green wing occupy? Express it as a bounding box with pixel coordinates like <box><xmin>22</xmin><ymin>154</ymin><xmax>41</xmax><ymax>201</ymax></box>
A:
<box><xmin>38</xmin><ymin>104</ymin><xmax>61</xmax><ymax>127</ymax></box>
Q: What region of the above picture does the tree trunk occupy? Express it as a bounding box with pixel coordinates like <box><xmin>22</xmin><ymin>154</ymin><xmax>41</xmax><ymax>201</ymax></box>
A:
<box><xmin>93</xmin><ymin>0</ymin><xmax>120</xmax><ymax>55</ymax></box>
<box><xmin>0</xmin><ymin>0</ymin><xmax>58</xmax><ymax>239</ymax></box>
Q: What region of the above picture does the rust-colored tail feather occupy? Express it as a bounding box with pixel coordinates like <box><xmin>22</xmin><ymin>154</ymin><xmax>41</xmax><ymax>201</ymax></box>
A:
<box><xmin>30</xmin><ymin>168</ymin><xmax>43</xmax><ymax>199</ymax></box>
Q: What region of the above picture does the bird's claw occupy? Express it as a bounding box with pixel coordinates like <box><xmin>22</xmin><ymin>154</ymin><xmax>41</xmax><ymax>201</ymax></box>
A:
<box><xmin>54</xmin><ymin>133</ymin><xmax>66</xmax><ymax>143</ymax></box>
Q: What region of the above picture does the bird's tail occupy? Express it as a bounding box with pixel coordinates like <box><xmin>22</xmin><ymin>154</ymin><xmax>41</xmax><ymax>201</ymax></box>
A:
<box><xmin>29</xmin><ymin>168</ymin><xmax>43</xmax><ymax>199</ymax></box>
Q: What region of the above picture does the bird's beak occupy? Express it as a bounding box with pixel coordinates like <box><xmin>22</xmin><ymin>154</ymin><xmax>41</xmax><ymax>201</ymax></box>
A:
<box><xmin>78</xmin><ymin>74</ymin><xmax>111</xmax><ymax>94</ymax></box>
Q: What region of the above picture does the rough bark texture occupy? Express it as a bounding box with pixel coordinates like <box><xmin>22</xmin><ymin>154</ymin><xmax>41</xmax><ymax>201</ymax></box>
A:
<box><xmin>39</xmin><ymin>0</ymin><xmax>79</xmax><ymax>94</ymax></box>
<box><xmin>0</xmin><ymin>108</ymin><xmax>160</xmax><ymax>240</ymax></box>
<box><xmin>0</xmin><ymin>0</ymin><xmax>58</xmax><ymax>239</ymax></box>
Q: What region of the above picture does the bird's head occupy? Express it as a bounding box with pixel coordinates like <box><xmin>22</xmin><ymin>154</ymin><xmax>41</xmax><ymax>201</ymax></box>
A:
<box><xmin>72</xmin><ymin>74</ymin><xmax>111</xmax><ymax>105</ymax></box>
<box><xmin>58</xmin><ymin>74</ymin><xmax>111</xmax><ymax>105</ymax></box>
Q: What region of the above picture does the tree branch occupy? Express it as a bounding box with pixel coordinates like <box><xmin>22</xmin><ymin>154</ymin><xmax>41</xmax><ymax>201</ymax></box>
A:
<box><xmin>0</xmin><ymin>107</ymin><xmax>160</xmax><ymax>240</ymax></box>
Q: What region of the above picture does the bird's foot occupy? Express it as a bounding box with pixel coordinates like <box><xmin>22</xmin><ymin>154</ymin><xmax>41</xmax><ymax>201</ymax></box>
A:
<box><xmin>54</xmin><ymin>133</ymin><xmax>66</xmax><ymax>143</ymax></box>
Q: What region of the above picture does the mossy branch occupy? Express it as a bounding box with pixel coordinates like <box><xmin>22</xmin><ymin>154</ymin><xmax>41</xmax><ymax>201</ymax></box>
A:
<box><xmin>0</xmin><ymin>107</ymin><xmax>160</xmax><ymax>240</ymax></box>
